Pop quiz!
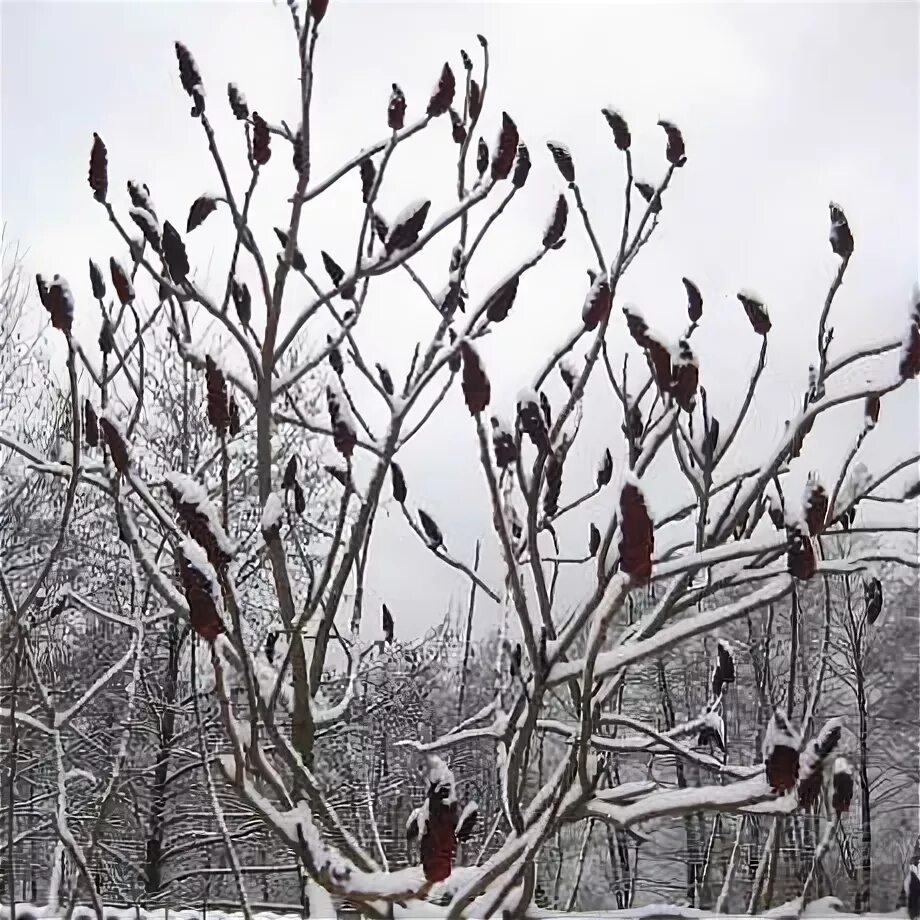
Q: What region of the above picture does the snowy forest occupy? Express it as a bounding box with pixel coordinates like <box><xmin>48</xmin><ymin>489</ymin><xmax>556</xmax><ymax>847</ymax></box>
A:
<box><xmin>1</xmin><ymin>0</ymin><xmax>919</xmax><ymax>918</ymax></box>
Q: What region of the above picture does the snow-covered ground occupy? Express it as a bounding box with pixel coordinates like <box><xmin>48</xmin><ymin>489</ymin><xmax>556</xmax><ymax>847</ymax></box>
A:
<box><xmin>0</xmin><ymin>897</ymin><xmax>911</xmax><ymax>920</ymax></box>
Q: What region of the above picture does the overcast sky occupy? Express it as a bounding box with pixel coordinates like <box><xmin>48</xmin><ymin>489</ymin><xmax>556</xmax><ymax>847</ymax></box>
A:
<box><xmin>2</xmin><ymin>1</ymin><xmax>918</xmax><ymax>642</ymax></box>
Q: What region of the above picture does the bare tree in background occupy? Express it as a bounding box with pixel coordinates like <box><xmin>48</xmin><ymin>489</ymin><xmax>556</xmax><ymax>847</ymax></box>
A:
<box><xmin>819</xmin><ymin>560</ymin><xmax>920</xmax><ymax>914</ymax></box>
<box><xmin>2</xmin><ymin>1</ymin><xmax>920</xmax><ymax>917</ymax></box>
<box><xmin>1</xmin><ymin>263</ymin><xmax>338</xmax><ymax>907</ymax></box>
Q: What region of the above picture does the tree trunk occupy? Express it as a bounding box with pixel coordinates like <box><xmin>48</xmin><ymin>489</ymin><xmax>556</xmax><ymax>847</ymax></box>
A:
<box><xmin>144</xmin><ymin>617</ymin><xmax>185</xmax><ymax>897</ymax></box>
<box><xmin>854</xmin><ymin>662</ymin><xmax>872</xmax><ymax>912</ymax></box>
<box><xmin>658</xmin><ymin>661</ymin><xmax>702</xmax><ymax>905</ymax></box>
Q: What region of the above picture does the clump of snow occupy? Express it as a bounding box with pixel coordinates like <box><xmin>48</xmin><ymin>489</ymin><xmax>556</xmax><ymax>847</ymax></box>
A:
<box><xmin>57</xmin><ymin>440</ymin><xmax>75</xmax><ymax>466</ymax></box>
<box><xmin>558</xmin><ymin>355</ymin><xmax>577</xmax><ymax>379</ymax></box>
<box><xmin>360</xmin><ymin>252</ymin><xmax>385</xmax><ymax>271</ymax></box>
<box><xmin>388</xmin><ymin>199</ymin><xmax>428</xmax><ymax>236</ymax></box>
<box><xmin>165</xmin><ymin>471</ymin><xmax>236</xmax><ymax>558</ymax></box>
<box><xmin>307</xmin><ymin>879</ymin><xmax>336</xmax><ymax>918</ymax></box>
<box><xmin>620</xmin><ymin>468</ymin><xmax>645</xmax><ymax>493</ymax></box>
<box><xmin>763</xmin><ymin>709</ymin><xmax>801</xmax><ymax>760</ymax></box>
<box><xmin>833</xmin><ymin>756</ymin><xmax>853</xmax><ymax>777</ymax></box>
<box><xmin>312</xmin><ymin>650</ymin><xmax>359</xmax><ymax>725</ymax></box>
<box><xmin>51</xmin><ymin>275</ymin><xmax>75</xmax><ymax>314</ymax></box>
<box><xmin>457</xmin><ymin>799</ymin><xmax>478</xmax><ymax>825</ymax></box>
<box><xmin>581</xmin><ymin>272</ymin><xmax>610</xmax><ymax>323</ymax></box>
<box><xmin>798</xmin><ymin>716</ymin><xmax>844</xmax><ymax>781</ymax></box>
<box><xmin>179</xmin><ymin>537</ymin><xmax>210</xmax><ymax>572</ymax></box>
<box><xmin>261</xmin><ymin>491</ymin><xmax>284</xmax><ymax>534</ymax></box>
<box><xmin>206</xmin><ymin>347</ymin><xmax>236</xmax><ymax>377</ymax></box>
<box><xmin>764</xmin><ymin>480</ymin><xmax>781</xmax><ymax>508</ymax></box>
<box><xmin>738</xmin><ymin>287</ymin><xmax>765</xmax><ymax>304</ymax></box>
<box><xmin>179</xmin><ymin>538</ymin><xmax>221</xmax><ymax>609</ymax></box>
<box><xmin>701</xmin><ymin>708</ymin><xmax>725</xmax><ymax>747</ymax></box>
<box><xmin>129</xmin><ymin>206</ymin><xmax>159</xmax><ymax>235</ymax></box>
<box><xmin>253</xmin><ymin>655</ymin><xmax>294</xmax><ymax>711</ymax></box>
<box><xmin>128</xmin><ymin>180</ymin><xmax>156</xmax><ymax>214</ymax></box>
<box><xmin>549</xmin><ymin>141</ymin><xmax>572</xmax><ymax>159</ymax></box>
<box><xmin>427</xmin><ymin>754</ymin><xmax>457</xmax><ymax>806</ymax></box>
<box><xmin>622</xmin><ymin>301</ymin><xmax>645</xmax><ymax>320</ymax></box>
<box><xmin>63</xmin><ymin>768</ymin><xmax>97</xmax><ymax>786</ymax></box>
<box><xmin>224</xmin><ymin>438</ymin><xmax>246</xmax><ymax>460</ymax></box>
<box><xmin>517</xmin><ymin>386</ymin><xmax>539</xmax><ymax>407</ymax></box>
<box><xmin>782</xmin><ymin>500</ymin><xmax>807</xmax><ymax>532</ymax></box>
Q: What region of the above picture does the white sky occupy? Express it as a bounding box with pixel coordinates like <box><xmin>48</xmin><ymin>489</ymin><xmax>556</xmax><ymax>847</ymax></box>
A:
<box><xmin>2</xmin><ymin>1</ymin><xmax>918</xmax><ymax>640</ymax></box>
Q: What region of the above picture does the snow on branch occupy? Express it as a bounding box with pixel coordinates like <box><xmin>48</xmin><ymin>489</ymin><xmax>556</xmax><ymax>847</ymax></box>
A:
<box><xmin>715</xmin><ymin>373</ymin><xmax>909</xmax><ymax>541</ymax></box>
<box><xmin>549</xmin><ymin>574</ymin><xmax>793</xmax><ymax>686</ymax></box>
<box><xmin>539</xmin><ymin>717</ymin><xmax>758</xmax><ymax>781</ymax></box>
<box><xmin>0</xmin><ymin>708</ymin><xmax>53</xmax><ymax>736</ymax></box>
<box><xmin>584</xmin><ymin>776</ymin><xmax>797</xmax><ymax>828</ymax></box>
<box><xmin>54</xmin><ymin>631</ymin><xmax>139</xmax><ymax>729</ymax></box>
<box><xmin>114</xmin><ymin>501</ymin><xmax>190</xmax><ymax>617</ymax></box>
<box><xmin>311</xmin><ymin>634</ymin><xmax>360</xmax><ymax>725</ymax></box>
<box><xmin>396</xmin><ymin>721</ymin><xmax>505</xmax><ymax>753</ymax></box>
<box><xmin>301</xmin><ymin>115</ymin><xmax>432</xmax><ymax>203</ymax></box>
<box><xmin>215</xmin><ymin>763</ymin><xmax>431</xmax><ymax>902</ymax></box>
<box><xmin>651</xmin><ymin>532</ymin><xmax>787</xmax><ymax>581</ymax></box>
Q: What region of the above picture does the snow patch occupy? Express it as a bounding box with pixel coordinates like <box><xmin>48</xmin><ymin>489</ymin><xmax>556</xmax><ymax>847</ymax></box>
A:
<box><xmin>261</xmin><ymin>491</ymin><xmax>284</xmax><ymax>532</ymax></box>
<box><xmin>426</xmin><ymin>754</ymin><xmax>456</xmax><ymax>806</ymax></box>
<box><xmin>833</xmin><ymin>756</ymin><xmax>853</xmax><ymax>776</ymax></box>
